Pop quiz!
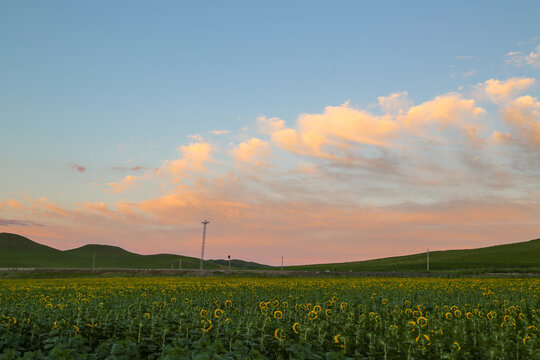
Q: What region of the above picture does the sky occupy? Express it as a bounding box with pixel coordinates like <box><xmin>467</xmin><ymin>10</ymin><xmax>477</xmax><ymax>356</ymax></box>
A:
<box><xmin>1</xmin><ymin>1</ymin><xmax>539</xmax><ymax>265</ymax></box>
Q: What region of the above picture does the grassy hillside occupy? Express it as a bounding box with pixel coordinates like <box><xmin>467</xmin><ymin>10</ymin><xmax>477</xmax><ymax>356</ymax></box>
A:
<box><xmin>0</xmin><ymin>233</ymin><xmax>219</xmax><ymax>269</ymax></box>
<box><xmin>209</xmin><ymin>259</ymin><xmax>272</xmax><ymax>270</ymax></box>
<box><xmin>65</xmin><ymin>244</ymin><xmax>220</xmax><ymax>269</ymax></box>
<box><xmin>0</xmin><ymin>233</ymin><xmax>80</xmax><ymax>268</ymax></box>
<box><xmin>286</xmin><ymin>238</ymin><xmax>540</xmax><ymax>272</ymax></box>
<box><xmin>2</xmin><ymin>232</ymin><xmax>539</xmax><ymax>272</ymax></box>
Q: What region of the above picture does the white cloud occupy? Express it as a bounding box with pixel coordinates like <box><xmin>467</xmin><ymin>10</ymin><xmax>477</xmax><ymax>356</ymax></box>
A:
<box><xmin>378</xmin><ymin>91</ymin><xmax>412</xmax><ymax>115</ymax></box>
<box><xmin>462</xmin><ymin>70</ymin><xmax>477</xmax><ymax>78</ymax></box>
<box><xmin>505</xmin><ymin>45</ymin><xmax>540</xmax><ymax>68</ymax></box>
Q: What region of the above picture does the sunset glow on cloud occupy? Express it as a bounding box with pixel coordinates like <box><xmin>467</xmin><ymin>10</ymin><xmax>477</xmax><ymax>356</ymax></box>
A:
<box><xmin>2</xmin><ymin>77</ymin><xmax>539</xmax><ymax>264</ymax></box>
<box><xmin>1</xmin><ymin>2</ymin><xmax>539</xmax><ymax>265</ymax></box>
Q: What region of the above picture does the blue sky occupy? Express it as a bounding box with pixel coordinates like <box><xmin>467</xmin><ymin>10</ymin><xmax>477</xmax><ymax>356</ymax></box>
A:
<box><xmin>1</xmin><ymin>1</ymin><xmax>539</xmax><ymax>264</ymax></box>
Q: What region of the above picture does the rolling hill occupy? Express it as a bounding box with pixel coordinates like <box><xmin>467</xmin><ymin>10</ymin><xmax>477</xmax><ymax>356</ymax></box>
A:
<box><xmin>210</xmin><ymin>258</ymin><xmax>272</xmax><ymax>270</ymax></box>
<box><xmin>0</xmin><ymin>233</ymin><xmax>79</xmax><ymax>268</ymax></box>
<box><xmin>1</xmin><ymin>232</ymin><xmax>539</xmax><ymax>272</ymax></box>
<box><xmin>285</xmin><ymin>238</ymin><xmax>540</xmax><ymax>272</ymax></box>
<box><xmin>0</xmin><ymin>233</ymin><xmax>220</xmax><ymax>269</ymax></box>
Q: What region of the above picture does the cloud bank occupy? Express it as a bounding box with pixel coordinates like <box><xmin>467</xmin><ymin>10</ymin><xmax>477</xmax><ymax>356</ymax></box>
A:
<box><xmin>2</xmin><ymin>76</ymin><xmax>540</xmax><ymax>265</ymax></box>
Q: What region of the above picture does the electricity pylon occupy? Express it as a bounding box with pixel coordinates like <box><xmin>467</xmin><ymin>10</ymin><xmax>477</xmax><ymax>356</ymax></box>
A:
<box><xmin>200</xmin><ymin>220</ymin><xmax>209</xmax><ymax>269</ymax></box>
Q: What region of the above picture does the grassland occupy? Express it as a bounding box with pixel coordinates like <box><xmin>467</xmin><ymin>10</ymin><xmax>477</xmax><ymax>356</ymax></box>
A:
<box><xmin>209</xmin><ymin>259</ymin><xmax>273</xmax><ymax>270</ymax></box>
<box><xmin>286</xmin><ymin>238</ymin><xmax>540</xmax><ymax>273</ymax></box>
<box><xmin>1</xmin><ymin>232</ymin><xmax>539</xmax><ymax>273</ymax></box>
<box><xmin>0</xmin><ymin>233</ymin><xmax>220</xmax><ymax>270</ymax></box>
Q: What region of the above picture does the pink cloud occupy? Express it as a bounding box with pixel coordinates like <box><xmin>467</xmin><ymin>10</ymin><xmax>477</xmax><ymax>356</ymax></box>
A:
<box><xmin>0</xmin><ymin>218</ymin><xmax>42</xmax><ymax>227</ymax></box>
<box><xmin>231</xmin><ymin>138</ymin><xmax>270</xmax><ymax>165</ymax></box>
<box><xmin>503</xmin><ymin>95</ymin><xmax>540</xmax><ymax>150</ymax></box>
<box><xmin>106</xmin><ymin>175</ymin><xmax>137</xmax><ymax>194</ymax></box>
<box><xmin>67</xmin><ymin>163</ymin><xmax>86</xmax><ymax>173</ymax></box>
<box><xmin>212</xmin><ymin>129</ymin><xmax>230</xmax><ymax>135</ymax></box>
<box><xmin>3</xmin><ymin>79</ymin><xmax>540</xmax><ymax>265</ymax></box>
<box><xmin>0</xmin><ymin>199</ymin><xmax>24</xmax><ymax>209</ymax></box>
<box><xmin>492</xmin><ymin>131</ymin><xmax>514</xmax><ymax>143</ymax></box>
<box><xmin>475</xmin><ymin>77</ymin><xmax>536</xmax><ymax>103</ymax></box>
<box><xmin>259</xmin><ymin>103</ymin><xmax>398</xmax><ymax>159</ymax></box>
<box><xmin>259</xmin><ymin>93</ymin><xmax>486</xmax><ymax>162</ymax></box>
<box><xmin>3</xmin><ymin>192</ymin><xmax>538</xmax><ymax>265</ymax></box>
<box><xmin>104</xmin><ymin>142</ymin><xmax>214</xmax><ymax>194</ymax></box>
<box><xmin>159</xmin><ymin>142</ymin><xmax>213</xmax><ymax>182</ymax></box>
<box><xmin>400</xmin><ymin>94</ymin><xmax>485</xmax><ymax>129</ymax></box>
<box><xmin>113</xmin><ymin>166</ymin><xmax>147</xmax><ymax>171</ymax></box>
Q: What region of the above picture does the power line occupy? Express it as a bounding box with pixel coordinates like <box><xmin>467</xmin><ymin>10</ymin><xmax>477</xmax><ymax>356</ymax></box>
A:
<box><xmin>200</xmin><ymin>220</ymin><xmax>209</xmax><ymax>270</ymax></box>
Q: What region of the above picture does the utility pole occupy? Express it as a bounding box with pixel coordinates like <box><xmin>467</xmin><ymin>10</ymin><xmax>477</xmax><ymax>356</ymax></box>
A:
<box><xmin>281</xmin><ymin>256</ymin><xmax>284</xmax><ymax>272</ymax></box>
<box><xmin>92</xmin><ymin>252</ymin><xmax>95</xmax><ymax>269</ymax></box>
<box><xmin>427</xmin><ymin>248</ymin><xmax>430</xmax><ymax>272</ymax></box>
<box><xmin>228</xmin><ymin>255</ymin><xmax>231</xmax><ymax>270</ymax></box>
<box><xmin>200</xmin><ymin>220</ymin><xmax>209</xmax><ymax>270</ymax></box>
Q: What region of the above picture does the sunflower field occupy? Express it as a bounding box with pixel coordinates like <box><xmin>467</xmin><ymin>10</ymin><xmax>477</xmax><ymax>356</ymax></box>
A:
<box><xmin>0</xmin><ymin>277</ymin><xmax>539</xmax><ymax>359</ymax></box>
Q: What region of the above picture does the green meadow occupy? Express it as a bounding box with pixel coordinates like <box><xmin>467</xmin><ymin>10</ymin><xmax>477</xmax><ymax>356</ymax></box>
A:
<box><xmin>1</xmin><ymin>233</ymin><xmax>539</xmax><ymax>273</ymax></box>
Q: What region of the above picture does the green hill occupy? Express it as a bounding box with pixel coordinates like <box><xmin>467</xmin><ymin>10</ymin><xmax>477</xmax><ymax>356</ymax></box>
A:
<box><xmin>209</xmin><ymin>259</ymin><xmax>272</xmax><ymax>270</ymax></box>
<box><xmin>286</xmin><ymin>238</ymin><xmax>540</xmax><ymax>272</ymax></box>
<box><xmin>64</xmin><ymin>244</ymin><xmax>218</xmax><ymax>269</ymax></box>
<box><xmin>2</xmin><ymin>232</ymin><xmax>539</xmax><ymax>272</ymax></box>
<box><xmin>0</xmin><ymin>233</ymin><xmax>79</xmax><ymax>268</ymax></box>
<box><xmin>0</xmin><ymin>233</ymin><xmax>219</xmax><ymax>269</ymax></box>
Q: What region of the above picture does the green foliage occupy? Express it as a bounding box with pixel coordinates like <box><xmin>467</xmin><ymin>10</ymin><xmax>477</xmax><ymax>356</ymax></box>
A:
<box><xmin>0</xmin><ymin>277</ymin><xmax>539</xmax><ymax>359</ymax></box>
